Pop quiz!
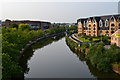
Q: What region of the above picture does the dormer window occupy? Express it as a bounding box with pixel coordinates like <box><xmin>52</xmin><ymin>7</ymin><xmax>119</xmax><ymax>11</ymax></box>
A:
<box><xmin>99</xmin><ymin>20</ymin><xmax>103</xmax><ymax>27</ymax></box>
<box><xmin>111</xmin><ymin>16</ymin><xmax>114</xmax><ymax>23</ymax></box>
<box><xmin>84</xmin><ymin>21</ymin><xmax>86</xmax><ymax>27</ymax></box>
<box><xmin>88</xmin><ymin>18</ymin><xmax>91</xmax><ymax>23</ymax></box>
<box><xmin>92</xmin><ymin>17</ymin><xmax>96</xmax><ymax>23</ymax></box>
<box><xmin>105</xmin><ymin>19</ymin><xmax>109</xmax><ymax>27</ymax></box>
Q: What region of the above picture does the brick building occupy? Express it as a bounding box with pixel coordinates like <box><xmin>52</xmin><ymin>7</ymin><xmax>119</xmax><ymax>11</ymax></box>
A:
<box><xmin>3</xmin><ymin>19</ymin><xmax>51</xmax><ymax>30</ymax></box>
<box><xmin>111</xmin><ymin>29</ymin><xmax>120</xmax><ymax>47</ymax></box>
<box><xmin>77</xmin><ymin>14</ymin><xmax>120</xmax><ymax>37</ymax></box>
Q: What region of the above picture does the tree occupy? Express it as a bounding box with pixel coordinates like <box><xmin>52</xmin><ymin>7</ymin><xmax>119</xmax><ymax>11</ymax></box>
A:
<box><xmin>18</xmin><ymin>24</ymin><xmax>30</xmax><ymax>31</ymax></box>
<box><xmin>2</xmin><ymin>53</ymin><xmax>23</xmax><ymax>80</ymax></box>
<box><xmin>11</xmin><ymin>24</ymin><xmax>18</xmax><ymax>29</ymax></box>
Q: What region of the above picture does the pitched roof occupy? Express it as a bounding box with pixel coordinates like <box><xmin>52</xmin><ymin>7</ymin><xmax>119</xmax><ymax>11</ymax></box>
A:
<box><xmin>77</xmin><ymin>14</ymin><xmax>120</xmax><ymax>24</ymax></box>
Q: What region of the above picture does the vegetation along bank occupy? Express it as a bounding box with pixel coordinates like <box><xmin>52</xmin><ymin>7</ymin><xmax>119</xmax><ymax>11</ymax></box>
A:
<box><xmin>66</xmin><ymin>35</ymin><xmax>120</xmax><ymax>74</ymax></box>
<box><xmin>2</xmin><ymin>24</ymin><xmax>77</xmax><ymax>80</ymax></box>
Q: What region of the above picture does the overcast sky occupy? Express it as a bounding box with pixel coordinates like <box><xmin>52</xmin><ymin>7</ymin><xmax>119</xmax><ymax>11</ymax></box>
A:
<box><xmin>1</xmin><ymin>1</ymin><xmax>120</xmax><ymax>23</ymax></box>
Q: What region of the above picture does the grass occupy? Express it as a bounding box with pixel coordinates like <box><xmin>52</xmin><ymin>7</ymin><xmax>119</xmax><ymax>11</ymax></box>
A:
<box><xmin>78</xmin><ymin>37</ymin><xmax>101</xmax><ymax>42</ymax></box>
<box><xmin>78</xmin><ymin>37</ymin><xmax>91</xmax><ymax>42</ymax></box>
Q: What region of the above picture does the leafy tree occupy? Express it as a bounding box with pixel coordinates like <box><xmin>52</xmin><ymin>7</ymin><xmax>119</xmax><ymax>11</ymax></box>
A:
<box><xmin>11</xmin><ymin>24</ymin><xmax>18</xmax><ymax>29</ymax></box>
<box><xmin>2</xmin><ymin>53</ymin><xmax>23</xmax><ymax>80</ymax></box>
<box><xmin>18</xmin><ymin>24</ymin><xmax>30</xmax><ymax>31</ymax></box>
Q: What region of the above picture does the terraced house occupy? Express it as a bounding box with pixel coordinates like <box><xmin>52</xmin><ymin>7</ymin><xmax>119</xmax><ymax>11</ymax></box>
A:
<box><xmin>77</xmin><ymin>14</ymin><xmax>120</xmax><ymax>37</ymax></box>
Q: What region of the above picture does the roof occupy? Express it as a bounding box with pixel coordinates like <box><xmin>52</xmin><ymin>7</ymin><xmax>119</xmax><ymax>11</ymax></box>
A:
<box><xmin>6</xmin><ymin>19</ymin><xmax>51</xmax><ymax>24</ymax></box>
<box><xmin>77</xmin><ymin>14</ymin><xmax>120</xmax><ymax>23</ymax></box>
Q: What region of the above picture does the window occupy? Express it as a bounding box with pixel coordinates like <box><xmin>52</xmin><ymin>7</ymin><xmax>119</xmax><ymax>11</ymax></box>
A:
<box><xmin>111</xmin><ymin>24</ymin><xmax>114</xmax><ymax>27</ymax></box>
<box><xmin>93</xmin><ymin>24</ymin><xmax>96</xmax><ymax>27</ymax></box>
<box><xmin>93</xmin><ymin>18</ymin><xmax>96</xmax><ymax>23</ymax></box>
<box><xmin>93</xmin><ymin>34</ymin><xmax>96</xmax><ymax>36</ymax></box>
<box><xmin>100</xmin><ymin>30</ymin><xmax>102</xmax><ymax>33</ymax></box>
<box><xmin>105</xmin><ymin>19</ymin><xmax>109</xmax><ymax>27</ymax></box>
<box><xmin>93</xmin><ymin>28</ymin><xmax>96</xmax><ymax>30</ymax></box>
<box><xmin>106</xmin><ymin>31</ymin><xmax>109</xmax><ymax>33</ymax></box>
<box><xmin>99</xmin><ymin>20</ymin><xmax>103</xmax><ymax>27</ymax></box>
<box><xmin>89</xmin><ymin>25</ymin><xmax>91</xmax><ymax>27</ymax></box>
<box><xmin>111</xmin><ymin>31</ymin><xmax>114</xmax><ymax>34</ymax></box>
<box><xmin>105</xmin><ymin>34</ymin><xmax>109</xmax><ymax>36</ymax></box>
<box><xmin>111</xmin><ymin>16</ymin><xmax>114</xmax><ymax>22</ymax></box>
<box><xmin>89</xmin><ymin>34</ymin><xmax>91</xmax><ymax>36</ymax></box>
<box><xmin>93</xmin><ymin>31</ymin><xmax>96</xmax><ymax>33</ymax></box>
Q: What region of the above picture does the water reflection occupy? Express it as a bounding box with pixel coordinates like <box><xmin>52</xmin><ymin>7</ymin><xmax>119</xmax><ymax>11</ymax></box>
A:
<box><xmin>20</xmin><ymin>35</ymin><xmax>120</xmax><ymax>79</ymax></box>
<box><xmin>20</xmin><ymin>35</ymin><xmax>65</xmax><ymax>78</ymax></box>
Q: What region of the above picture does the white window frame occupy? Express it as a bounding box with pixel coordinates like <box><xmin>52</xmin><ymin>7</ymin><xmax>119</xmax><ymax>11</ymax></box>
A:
<box><xmin>99</xmin><ymin>19</ymin><xmax>103</xmax><ymax>27</ymax></box>
<box><xmin>105</xmin><ymin>19</ymin><xmax>109</xmax><ymax>27</ymax></box>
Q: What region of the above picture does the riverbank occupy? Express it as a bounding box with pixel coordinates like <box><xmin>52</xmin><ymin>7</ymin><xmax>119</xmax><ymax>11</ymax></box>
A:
<box><xmin>20</xmin><ymin>32</ymin><xmax>65</xmax><ymax>56</ymax></box>
<box><xmin>66</xmin><ymin>35</ymin><xmax>120</xmax><ymax>75</ymax></box>
<box><xmin>2</xmin><ymin>26</ymin><xmax>67</xmax><ymax>80</ymax></box>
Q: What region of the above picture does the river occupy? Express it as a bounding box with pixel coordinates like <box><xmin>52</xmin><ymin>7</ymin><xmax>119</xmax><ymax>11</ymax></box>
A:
<box><xmin>22</xmin><ymin>36</ymin><xmax>120</xmax><ymax>80</ymax></box>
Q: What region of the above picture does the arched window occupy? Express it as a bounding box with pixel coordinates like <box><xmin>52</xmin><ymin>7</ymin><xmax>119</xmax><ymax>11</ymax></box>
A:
<box><xmin>99</xmin><ymin>20</ymin><xmax>103</xmax><ymax>27</ymax></box>
<box><xmin>93</xmin><ymin>18</ymin><xmax>96</xmax><ymax>23</ymax></box>
<box><xmin>105</xmin><ymin>19</ymin><xmax>109</xmax><ymax>27</ymax></box>
<box><xmin>111</xmin><ymin>16</ymin><xmax>114</xmax><ymax>22</ymax></box>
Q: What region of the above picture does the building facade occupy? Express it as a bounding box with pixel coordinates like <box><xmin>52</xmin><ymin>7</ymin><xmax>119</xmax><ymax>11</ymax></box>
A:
<box><xmin>3</xmin><ymin>19</ymin><xmax>51</xmax><ymax>30</ymax></box>
<box><xmin>111</xmin><ymin>29</ymin><xmax>120</xmax><ymax>47</ymax></box>
<box><xmin>77</xmin><ymin>14</ymin><xmax>120</xmax><ymax>37</ymax></box>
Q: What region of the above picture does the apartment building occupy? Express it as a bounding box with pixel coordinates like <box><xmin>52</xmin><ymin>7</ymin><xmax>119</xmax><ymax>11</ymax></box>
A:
<box><xmin>3</xmin><ymin>19</ymin><xmax>51</xmax><ymax>30</ymax></box>
<box><xmin>111</xmin><ymin>29</ymin><xmax>120</xmax><ymax>47</ymax></box>
<box><xmin>77</xmin><ymin>14</ymin><xmax>120</xmax><ymax>37</ymax></box>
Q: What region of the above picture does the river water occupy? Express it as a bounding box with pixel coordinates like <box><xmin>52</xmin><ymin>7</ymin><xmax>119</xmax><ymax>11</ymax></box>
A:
<box><xmin>23</xmin><ymin>36</ymin><xmax>120</xmax><ymax>79</ymax></box>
